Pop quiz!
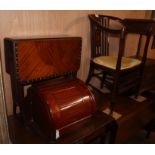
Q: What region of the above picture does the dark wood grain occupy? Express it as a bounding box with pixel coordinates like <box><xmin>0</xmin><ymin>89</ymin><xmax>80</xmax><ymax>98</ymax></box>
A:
<box><xmin>4</xmin><ymin>37</ymin><xmax>82</xmax><ymax>115</ymax></box>
<box><xmin>16</xmin><ymin>38</ymin><xmax>81</xmax><ymax>82</ymax></box>
<box><xmin>123</xmin><ymin>18</ymin><xmax>155</xmax><ymax>34</ymax></box>
<box><xmin>30</xmin><ymin>78</ymin><xmax>97</xmax><ymax>141</ymax></box>
<box><xmin>56</xmin><ymin>111</ymin><xmax>117</xmax><ymax>144</ymax></box>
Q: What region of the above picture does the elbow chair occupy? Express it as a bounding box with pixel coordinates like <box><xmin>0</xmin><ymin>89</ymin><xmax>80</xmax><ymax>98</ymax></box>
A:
<box><xmin>86</xmin><ymin>14</ymin><xmax>154</xmax><ymax>114</ymax></box>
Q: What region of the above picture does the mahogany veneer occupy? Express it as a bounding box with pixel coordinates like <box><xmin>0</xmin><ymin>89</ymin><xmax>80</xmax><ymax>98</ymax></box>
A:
<box><xmin>29</xmin><ymin>78</ymin><xmax>97</xmax><ymax>141</ymax></box>
<box><xmin>5</xmin><ymin>37</ymin><xmax>82</xmax><ymax>84</ymax></box>
<box><xmin>4</xmin><ymin>37</ymin><xmax>82</xmax><ymax>115</ymax></box>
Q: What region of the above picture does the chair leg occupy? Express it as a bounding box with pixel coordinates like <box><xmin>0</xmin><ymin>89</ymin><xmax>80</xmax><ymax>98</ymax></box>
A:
<box><xmin>109</xmin><ymin>99</ymin><xmax>114</xmax><ymax>115</ymax></box>
<box><xmin>133</xmin><ymin>82</ymin><xmax>141</xmax><ymax>99</ymax></box>
<box><xmin>134</xmin><ymin>71</ymin><xmax>143</xmax><ymax>98</ymax></box>
<box><xmin>108</xmin><ymin>91</ymin><xmax>115</xmax><ymax>115</ymax></box>
<box><xmin>146</xmin><ymin>128</ymin><xmax>152</xmax><ymax>139</ymax></box>
<box><xmin>146</xmin><ymin>119</ymin><xmax>155</xmax><ymax>139</ymax></box>
<box><xmin>100</xmin><ymin>72</ymin><xmax>106</xmax><ymax>89</ymax></box>
<box><xmin>107</xmin><ymin>121</ymin><xmax>118</xmax><ymax>144</ymax></box>
<box><xmin>13</xmin><ymin>102</ymin><xmax>17</xmax><ymax>116</ymax></box>
<box><xmin>109</xmin><ymin>77</ymin><xmax>118</xmax><ymax>115</ymax></box>
<box><xmin>86</xmin><ymin>63</ymin><xmax>94</xmax><ymax>85</ymax></box>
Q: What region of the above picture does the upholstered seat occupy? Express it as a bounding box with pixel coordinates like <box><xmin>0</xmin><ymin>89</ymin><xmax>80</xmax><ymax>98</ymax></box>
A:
<box><xmin>93</xmin><ymin>56</ymin><xmax>141</xmax><ymax>70</ymax></box>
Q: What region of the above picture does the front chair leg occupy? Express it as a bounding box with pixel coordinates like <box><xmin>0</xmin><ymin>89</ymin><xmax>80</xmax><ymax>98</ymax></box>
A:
<box><xmin>86</xmin><ymin>62</ymin><xmax>94</xmax><ymax>85</ymax></box>
<box><xmin>146</xmin><ymin>119</ymin><xmax>155</xmax><ymax>139</ymax></box>
<box><xmin>109</xmin><ymin>81</ymin><xmax>118</xmax><ymax>116</ymax></box>
<box><xmin>109</xmin><ymin>101</ymin><xmax>114</xmax><ymax>116</ymax></box>
<box><xmin>100</xmin><ymin>72</ymin><xmax>106</xmax><ymax>89</ymax></box>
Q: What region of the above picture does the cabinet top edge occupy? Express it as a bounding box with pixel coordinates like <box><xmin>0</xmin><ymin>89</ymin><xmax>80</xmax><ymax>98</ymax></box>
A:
<box><xmin>4</xmin><ymin>35</ymin><xmax>82</xmax><ymax>42</ymax></box>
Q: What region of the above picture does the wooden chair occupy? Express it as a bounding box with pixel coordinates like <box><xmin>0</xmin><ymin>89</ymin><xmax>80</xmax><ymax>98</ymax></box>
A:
<box><xmin>86</xmin><ymin>14</ymin><xmax>154</xmax><ymax>114</ymax></box>
<box><xmin>86</xmin><ymin>14</ymin><xmax>123</xmax><ymax>89</ymax></box>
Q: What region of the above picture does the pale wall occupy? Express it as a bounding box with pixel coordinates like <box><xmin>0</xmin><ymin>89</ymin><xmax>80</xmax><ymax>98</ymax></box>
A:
<box><xmin>0</xmin><ymin>10</ymin><xmax>146</xmax><ymax>115</ymax></box>
<box><xmin>144</xmin><ymin>10</ymin><xmax>155</xmax><ymax>59</ymax></box>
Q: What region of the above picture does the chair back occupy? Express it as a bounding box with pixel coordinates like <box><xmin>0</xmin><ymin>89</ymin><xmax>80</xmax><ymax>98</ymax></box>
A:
<box><xmin>89</xmin><ymin>15</ymin><xmax>155</xmax><ymax>72</ymax></box>
<box><xmin>89</xmin><ymin>14</ymin><xmax>126</xmax><ymax>71</ymax></box>
<box><xmin>123</xmin><ymin>19</ymin><xmax>155</xmax><ymax>67</ymax></box>
<box><xmin>88</xmin><ymin>14</ymin><xmax>123</xmax><ymax>59</ymax></box>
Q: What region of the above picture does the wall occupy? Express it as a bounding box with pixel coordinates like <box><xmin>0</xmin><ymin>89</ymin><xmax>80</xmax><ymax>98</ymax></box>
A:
<box><xmin>144</xmin><ymin>10</ymin><xmax>155</xmax><ymax>59</ymax></box>
<box><xmin>0</xmin><ymin>49</ymin><xmax>9</xmax><ymax>143</ymax></box>
<box><xmin>0</xmin><ymin>10</ymin><xmax>146</xmax><ymax>115</ymax></box>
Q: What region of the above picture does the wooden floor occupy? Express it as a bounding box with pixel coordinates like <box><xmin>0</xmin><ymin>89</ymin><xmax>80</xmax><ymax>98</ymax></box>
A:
<box><xmin>7</xmin><ymin>89</ymin><xmax>155</xmax><ymax>144</ymax></box>
<box><xmin>94</xmin><ymin>89</ymin><xmax>155</xmax><ymax>143</ymax></box>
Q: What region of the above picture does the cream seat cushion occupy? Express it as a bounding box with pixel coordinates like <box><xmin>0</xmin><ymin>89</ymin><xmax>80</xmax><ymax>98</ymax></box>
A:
<box><xmin>93</xmin><ymin>56</ymin><xmax>141</xmax><ymax>70</ymax></box>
